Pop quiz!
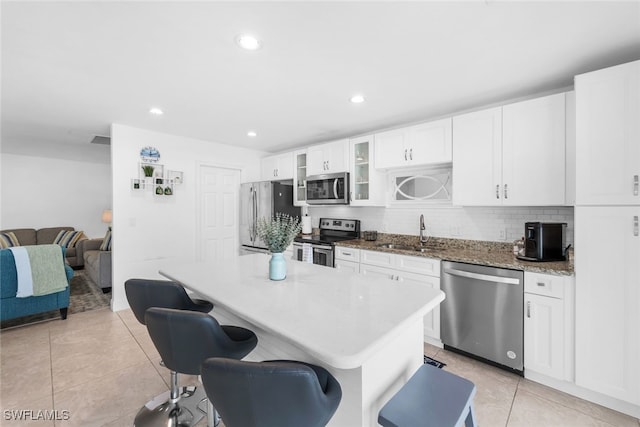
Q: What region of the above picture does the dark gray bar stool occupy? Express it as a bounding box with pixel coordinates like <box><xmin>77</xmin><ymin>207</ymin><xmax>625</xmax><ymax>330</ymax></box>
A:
<box><xmin>124</xmin><ymin>279</ymin><xmax>215</xmax><ymax>426</ymax></box>
<box><xmin>378</xmin><ymin>363</ymin><xmax>477</xmax><ymax>427</ymax></box>
<box><xmin>146</xmin><ymin>307</ymin><xmax>258</xmax><ymax>427</ymax></box>
<box><xmin>201</xmin><ymin>357</ymin><xmax>342</xmax><ymax>427</ymax></box>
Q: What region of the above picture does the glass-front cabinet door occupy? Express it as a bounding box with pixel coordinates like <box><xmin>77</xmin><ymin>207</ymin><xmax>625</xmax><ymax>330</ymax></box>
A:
<box><xmin>293</xmin><ymin>149</ymin><xmax>307</xmax><ymax>206</ymax></box>
<box><xmin>350</xmin><ymin>135</ymin><xmax>386</xmax><ymax>206</ymax></box>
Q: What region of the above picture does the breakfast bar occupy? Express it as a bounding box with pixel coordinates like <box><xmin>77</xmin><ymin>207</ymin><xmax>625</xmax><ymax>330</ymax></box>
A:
<box><xmin>160</xmin><ymin>253</ymin><xmax>444</xmax><ymax>427</ymax></box>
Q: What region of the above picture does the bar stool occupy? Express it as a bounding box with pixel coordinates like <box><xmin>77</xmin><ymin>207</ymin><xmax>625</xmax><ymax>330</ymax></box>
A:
<box><xmin>124</xmin><ymin>279</ymin><xmax>214</xmax><ymax>426</ymax></box>
<box><xmin>145</xmin><ymin>307</ymin><xmax>258</xmax><ymax>427</ymax></box>
<box><xmin>201</xmin><ymin>357</ymin><xmax>342</xmax><ymax>427</ymax></box>
<box><xmin>378</xmin><ymin>363</ymin><xmax>477</xmax><ymax>427</ymax></box>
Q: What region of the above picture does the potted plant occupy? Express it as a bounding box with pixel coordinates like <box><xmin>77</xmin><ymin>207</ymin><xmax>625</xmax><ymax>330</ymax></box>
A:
<box><xmin>256</xmin><ymin>213</ymin><xmax>301</xmax><ymax>280</ymax></box>
<box><xmin>142</xmin><ymin>164</ymin><xmax>155</xmax><ymax>178</ymax></box>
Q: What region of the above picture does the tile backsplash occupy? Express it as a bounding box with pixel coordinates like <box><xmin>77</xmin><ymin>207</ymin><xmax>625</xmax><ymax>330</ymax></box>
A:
<box><xmin>308</xmin><ymin>205</ymin><xmax>574</xmax><ymax>245</ymax></box>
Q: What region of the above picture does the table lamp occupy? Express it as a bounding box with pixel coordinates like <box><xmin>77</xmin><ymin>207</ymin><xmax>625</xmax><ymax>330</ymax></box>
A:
<box><xmin>101</xmin><ymin>209</ymin><xmax>112</xmax><ymax>231</ymax></box>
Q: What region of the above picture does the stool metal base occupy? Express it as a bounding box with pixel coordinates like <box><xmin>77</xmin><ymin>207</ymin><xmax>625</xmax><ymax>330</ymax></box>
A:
<box><xmin>134</xmin><ymin>385</ymin><xmax>207</xmax><ymax>427</ymax></box>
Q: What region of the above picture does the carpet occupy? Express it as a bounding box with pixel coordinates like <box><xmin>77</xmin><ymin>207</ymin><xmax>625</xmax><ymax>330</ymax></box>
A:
<box><xmin>424</xmin><ymin>355</ymin><xmax>446</xmax><ymax>369</ymax></box>
<box><xmin>1</xmin><ymin>270</ymin><xmax>111</xmax><ymax>329</ymax></box>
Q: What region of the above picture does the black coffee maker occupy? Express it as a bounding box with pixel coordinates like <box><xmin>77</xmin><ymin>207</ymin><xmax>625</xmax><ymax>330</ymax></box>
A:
<box><xmin>517</xmin><ymin>222</ymin><xmax>567</xmax><ymax>262</ymax></box>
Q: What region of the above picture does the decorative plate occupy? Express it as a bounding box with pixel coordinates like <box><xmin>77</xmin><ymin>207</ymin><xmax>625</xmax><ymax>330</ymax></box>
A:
<box><xmin>140</xmin><ymin>146</ymin><xmax>160</xmax><ymax>163</ymax></box>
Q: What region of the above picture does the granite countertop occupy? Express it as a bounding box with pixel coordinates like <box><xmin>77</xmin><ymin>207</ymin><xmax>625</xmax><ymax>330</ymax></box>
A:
<box><xmin>336</xmin><ymin>234</ymin><xmax>574</xmax><ymax>276</ymax></box>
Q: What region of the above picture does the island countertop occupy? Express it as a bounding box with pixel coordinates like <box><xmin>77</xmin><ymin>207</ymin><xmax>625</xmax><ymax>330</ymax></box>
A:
<box><xmin>160</xmin><ymin>253</ymin><xmax>444</xmax><ymax>370</ymax></box>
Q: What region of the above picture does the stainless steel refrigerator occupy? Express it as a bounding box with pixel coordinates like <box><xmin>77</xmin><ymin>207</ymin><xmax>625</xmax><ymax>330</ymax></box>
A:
<box><xmin>240</xmin><ymin>181</ymin><xmax>300</xmax><ymax>253</ymax></box>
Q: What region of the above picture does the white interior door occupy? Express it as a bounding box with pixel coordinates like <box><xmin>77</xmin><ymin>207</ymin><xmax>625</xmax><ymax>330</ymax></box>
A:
<box><xmin>198</xmin><ymin>164</ymin><xmax>241</xmax><ymax>261</ymax></box>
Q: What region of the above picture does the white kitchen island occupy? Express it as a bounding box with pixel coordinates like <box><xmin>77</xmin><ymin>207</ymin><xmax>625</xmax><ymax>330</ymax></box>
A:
<box><xmin>160</xmin><ymin>253</ymin><xmax>444</xmax><ymax>427</ymax></box>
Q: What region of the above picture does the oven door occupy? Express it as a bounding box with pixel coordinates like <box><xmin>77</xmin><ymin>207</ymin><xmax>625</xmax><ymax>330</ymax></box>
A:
<box><xmin>306</xmin><ymin>173</ymin><xmax>349</xmax><ymax>205</ymax></box>
<box><xmin>293</xmin><ymin>243</ymin><xmax>334</xmax><ymax>267</ymax></box>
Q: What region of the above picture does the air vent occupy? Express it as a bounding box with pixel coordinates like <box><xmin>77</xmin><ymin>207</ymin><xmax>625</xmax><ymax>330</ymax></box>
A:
<box><xmin>90</xmin><ymin>135</ymin><xmax>111</xmax><ymax>145</ymax></box>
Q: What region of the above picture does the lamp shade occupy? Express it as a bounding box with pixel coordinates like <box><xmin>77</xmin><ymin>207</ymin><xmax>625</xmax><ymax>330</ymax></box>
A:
<box><xmin>101</xmin><ymin>209</ymin><xmax>113</xmax><ymax>224</ymax></box>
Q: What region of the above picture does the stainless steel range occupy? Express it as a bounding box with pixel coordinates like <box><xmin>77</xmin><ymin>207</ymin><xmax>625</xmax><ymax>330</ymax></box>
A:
<box><xmin>293</xmin><ymin>218</ymin><xmax>360</xmax><ymax>267</ymax></box>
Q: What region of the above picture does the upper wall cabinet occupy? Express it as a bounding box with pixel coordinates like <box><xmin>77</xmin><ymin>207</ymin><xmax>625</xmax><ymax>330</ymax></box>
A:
<box><xmin>453</xmin><ymin>93</ymin><xmax>567</xmax><ymax>206</ymax></box>
<box><xmin>307</xmin><ymin>139</ymin><xmax>349</xmax><ymax>176</ymax></box>
<box><xmin>374</xmin><ymin>118</ymin><xmax>452</xmax><ymax>169</ymax></box>
<box><xmin>261</xmin><ymin>152</ymin><xmax>294</xmax><ymax>181</ymax></box>
<box><xmin>349</xmin><ymin>135</ymin><xmax>386</xmax><ymax>206</ymax></box>
<box><xmin>293</xmin><ymin>149</ymin><xmax>308</xmax><ymax>206</ymax></box>
<box><xmin>575</xmin><ymin>60</ymin><xmax>640</xmax><ymax>205</ymax></box>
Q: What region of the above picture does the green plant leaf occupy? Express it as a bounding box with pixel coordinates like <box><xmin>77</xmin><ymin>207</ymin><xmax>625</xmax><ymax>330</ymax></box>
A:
<box><xmin>256</xmin><ymin>213</ymin><xmax>302</xmax><ymax>253</ymax></box>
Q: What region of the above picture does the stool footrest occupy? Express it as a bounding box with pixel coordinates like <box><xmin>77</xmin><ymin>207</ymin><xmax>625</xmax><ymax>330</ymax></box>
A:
<box><xmin>378</xmin><ymin>364</ymin><xmax>477</xmax><ymax>427</ymax></box>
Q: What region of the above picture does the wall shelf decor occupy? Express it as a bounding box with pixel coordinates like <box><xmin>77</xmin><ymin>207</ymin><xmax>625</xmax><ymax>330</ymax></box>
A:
<box><xmin>167</xmin><ymin>170</ymin><xmax>183</xmax><ymax>184</ymax></box>
<box><xmin>132</xmin><ymin>148</ymin><xmax>182</xmax><ymax>197</ymax></box>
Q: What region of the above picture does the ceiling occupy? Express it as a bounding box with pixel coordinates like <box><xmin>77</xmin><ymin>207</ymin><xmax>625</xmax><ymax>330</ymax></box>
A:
<box><xmin>2</xmin><ymin>1</ymin><xmax>640</xmax><ymax>162</ymax></box>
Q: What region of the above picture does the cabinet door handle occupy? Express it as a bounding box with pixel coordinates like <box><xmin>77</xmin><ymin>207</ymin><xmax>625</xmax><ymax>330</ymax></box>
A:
<box><xmin>343</xmin><ymin>252</ymin><xmax>351</xmax><ymax>256</ymax></box>
<box><xmin>404</xmin><ymin>149</ymin><xmax>407</xmax><ymax>161</ymax></box>
<box><xmin>527</xmin><ymin>301</ymin><xmax>531</xmax><ymax>318</ymax></box>
<box><xmin>634</xmin><ymin>216</ymin><xmax>639</xmax><ymax>237</ymax></box>
<box><xmin>409</xmin><ymin>148</ymin><xmax>413</xmax><ymax>160</ymax></box>
<box><xmin>496</xmin><ymin>185</ymin><xmax>500</xmax><ymax>199</ymax></box>
<box><xmin>504</xmin><ymin>184</ymin><xmax>508</xmax><ymax>199</ymax></box>
<box><xmin>634</xmin><ymin>175</ymin><xmax>639</xmax><ymax>196</ymax></box>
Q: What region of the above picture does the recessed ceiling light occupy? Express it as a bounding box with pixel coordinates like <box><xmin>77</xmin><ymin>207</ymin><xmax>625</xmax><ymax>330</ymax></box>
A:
<box><xmin>149</xmin><ymin>107</ymin><xmax>164</xmax><ymax>115</ymax></box>
<box><xmin>236</xmin><ymin>34</ymin><xmax>261</xmax><ymax>50</ymax></box>
<box><xmin>247</xmin><ymin>131</ymin><xmax>257</xmax><ymax>137</ymax></box>
<box><xmin>350</xmin><ymin>94</ymin><xmax>365</xmax><ymax>104</ymax></box>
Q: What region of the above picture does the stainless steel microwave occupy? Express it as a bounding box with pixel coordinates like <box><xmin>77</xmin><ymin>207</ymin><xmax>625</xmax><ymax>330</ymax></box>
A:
<box><xmin>306</xmin><ymin>172</ymin><xmax>349</xmax><ymax>205</ymax></box>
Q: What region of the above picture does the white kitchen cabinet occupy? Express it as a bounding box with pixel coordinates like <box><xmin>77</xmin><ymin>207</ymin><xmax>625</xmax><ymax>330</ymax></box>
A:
<box><xmin>335</xmin><ymin>246</ymin><xmax>360</xmax><ymax>263</ymax></box>
<box><xmin>335</xmin><ymin>260</ymin><xmax>360</xmax><ymax>274</ymax></box>
<box><xmin>524</xmin><ymin>272</ymin><xmax>574</xmax><ymax>382</ymax></box>
<box><xmin>502</xmin><ymin>93</ymin><xmax>566</xmax><ymax>205</ymax></box>
<box><xmin>453</xmin><ymin>93</ymin><xmax>566</xmax><ymax>206</ymax></box>
<box><xmin>360</xmin><ymin>250</ymin><xmax>441</xmax><ymax>343</ymax></box>
<box><xmin>306</xmin><ymin>139</ymin><xmax>349</xmax><ymax>176</ymax></box>
<box><xmin>335</xmin><ymin>247</ymin><xmax>360</xmax><ymax>273</ymax></box>
<box><xmin>374</xmin><ymin>118</ymin><xmax>452</xmax><ymax>169</ymax></box>
<box><xmin>574</xmin><ymin>206</ymin><xmax>640</xmax><ymax>405</ymax></box>
<box><xmin>575</xmin><ymin>60</ymin><xmax>640</xmax><ymax>205</ymax></box>
<box><xmin>452</xmin><ymin>107</ymin><xmax>502</xmax><ymax>205</ymax></box>
<box><xmin>293</xmin><ymin>149</ymin><xmax>308</xmax><ymax>206</ymax></box>
<box><xmin>350</xmin><ymin>135</ymin><xmax>386</xmax><ymax>206</ymax></box>
<box><xmin>261</xmin><ymin>152</ymin><xmax>294</xmax><ymax>181</ymax></box>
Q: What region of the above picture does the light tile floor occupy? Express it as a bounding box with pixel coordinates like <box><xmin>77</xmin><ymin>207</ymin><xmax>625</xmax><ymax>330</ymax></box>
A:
<box><xmin>1</xmin><ymin>308</ymin><xmax>638</xmax><ymax>427</ymax></box>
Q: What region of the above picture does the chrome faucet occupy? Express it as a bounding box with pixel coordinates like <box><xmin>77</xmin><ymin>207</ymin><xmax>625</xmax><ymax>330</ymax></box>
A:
<box><xmin>419</xmin><ymin>214</ymin><xmax>428</xmax><ymax>245</ymax></box>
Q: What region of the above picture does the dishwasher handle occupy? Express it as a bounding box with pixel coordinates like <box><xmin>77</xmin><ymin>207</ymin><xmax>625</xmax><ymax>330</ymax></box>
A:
<box><xmin>443</xmin><ymin>267</ymin><xmax>521</xmax><ymax>285</ymax></box>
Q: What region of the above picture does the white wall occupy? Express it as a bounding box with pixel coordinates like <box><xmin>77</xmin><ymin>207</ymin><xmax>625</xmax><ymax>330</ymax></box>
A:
<box><xmin>309</xmin><ymin>205</ymin><xmax>574</xmax><ymax>245</ymax></box>
<box><xmin>111</xmin><ymin>124</ymin><xmax>265</xmax><ymax>311</ymax></box>
<box><xmin>1</xmin><ymin>153</ymin><xmax>112</xmax><ymax>238</ymax></box>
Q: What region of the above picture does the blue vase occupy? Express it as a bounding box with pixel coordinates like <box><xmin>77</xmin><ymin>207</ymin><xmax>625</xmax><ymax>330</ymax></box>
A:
<box><xmin>269</xmin><ymin>252</ymin><xmax>286</xmax><ymax>281</ymax></box>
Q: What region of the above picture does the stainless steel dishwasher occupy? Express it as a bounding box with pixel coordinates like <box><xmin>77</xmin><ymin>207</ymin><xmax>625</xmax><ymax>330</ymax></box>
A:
<box><xmin>440</xmin><ymin>261</ymin><xmax>524</xmax><ymax>374</ymax></box>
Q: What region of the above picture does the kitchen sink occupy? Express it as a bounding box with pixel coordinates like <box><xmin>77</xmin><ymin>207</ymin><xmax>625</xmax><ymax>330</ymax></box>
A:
<box><xmin>377</xmin><ymin>243</ymin><xmax>414</xmax><ymax>250</ymax></box>
<box><xmin>377</xmin><ymin>243</ymin><xmax>439</xmax><ymax>252</ymax></box>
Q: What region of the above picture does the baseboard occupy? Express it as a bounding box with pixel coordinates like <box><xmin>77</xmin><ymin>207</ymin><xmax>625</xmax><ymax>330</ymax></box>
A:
<box><xmin>525</xmin><ymin>370</ymin><xmax>640</xmax><ymax>419</ymax></box>
<box><xmin>423</xmin><ymin>336</ymin><xmax>443</xmax><ymax>348</ymax></box>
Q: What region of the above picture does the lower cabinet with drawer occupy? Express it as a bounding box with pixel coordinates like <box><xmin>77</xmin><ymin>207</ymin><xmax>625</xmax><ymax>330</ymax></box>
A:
<box><xmin>524</xmin><ymin>271</ymin><xmax>575</xmax><ymax>382</ymax></box>
<box><xmin>334</xmin><ymin>247</ymin><xmax>360</xmax><ymax>273</ymax></box>
<box><xmin>360</xmin><ymin>250</ymin><xmax>442</xmax><ymax>345</ymax></box>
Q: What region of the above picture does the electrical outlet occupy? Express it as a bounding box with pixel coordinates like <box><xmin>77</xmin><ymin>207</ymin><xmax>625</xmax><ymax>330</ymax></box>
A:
<box><xmin>382</xmin><ymin>222</ymin><xmax>389</xmax><ymax>232</ymax></box>
<box><xmin>499</xmin><ymin>228</ymin><xmax>506</xmax><ymax>241</ymax></box>
<box><xmin>449</xmin><ymin>226</ymin><xmax>460</xmax><ymax>236</ymax></box>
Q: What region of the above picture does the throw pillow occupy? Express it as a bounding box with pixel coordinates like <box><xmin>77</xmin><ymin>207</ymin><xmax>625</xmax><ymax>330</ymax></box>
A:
<box><xmin>99</xmin><ymin>229</ymin><xmax>112</xmax><ymax>251</ymax></box>
<box><xmin>53</xmin><ymin>230</ymin><xmax>86</xmax><ymax>248</ymax></box>
<box><xmin>0</xmin><ymin>232</ymin><xmax>20</xmax><ymax>249</ymax></box>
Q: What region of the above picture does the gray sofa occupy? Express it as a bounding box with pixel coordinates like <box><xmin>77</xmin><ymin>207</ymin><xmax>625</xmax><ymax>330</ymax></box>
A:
<box><xmin>82</xmin><ymin>238</ymin><xmax>112</xmax><ymax>292</ymax></box>
<box><xmin>0</xmin><ymin>227</ymin><xmax>87</xmax><ymax>268</ymax></box>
